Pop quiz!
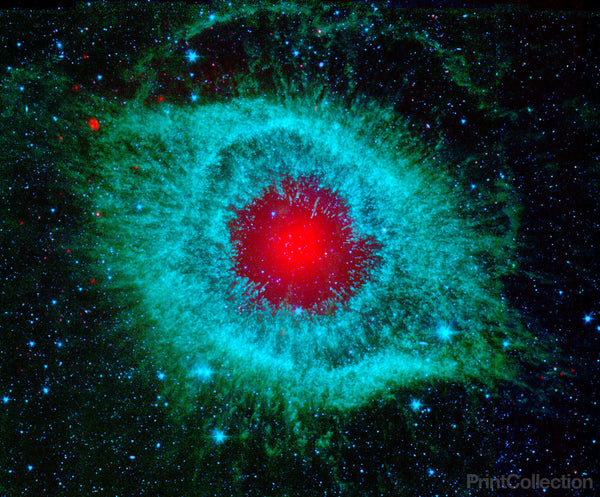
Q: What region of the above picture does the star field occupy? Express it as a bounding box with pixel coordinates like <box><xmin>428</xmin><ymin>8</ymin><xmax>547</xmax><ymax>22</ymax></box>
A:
<box><xmin>1</xmin><ymin>2</ymin><xmax>599</xmax><ymax>496</ymax></box>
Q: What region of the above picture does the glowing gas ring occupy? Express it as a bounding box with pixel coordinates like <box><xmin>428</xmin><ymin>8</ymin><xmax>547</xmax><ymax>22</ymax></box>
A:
<box><xmin>83</xmin><ymin>98</ymin><xmax>526</xmax><ymax>412</ymax></box>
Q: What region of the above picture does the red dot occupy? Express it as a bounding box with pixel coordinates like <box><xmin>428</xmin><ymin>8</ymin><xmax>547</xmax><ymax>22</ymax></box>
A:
<box><xmin>88</xmin><ymin>117</ymin><xmax>100</xmax><ymax>131</ymax></box>
<box><xmin>228</xmin><ymin>176</ymin><xmax>380</xmax><ymax>313</ymax></box>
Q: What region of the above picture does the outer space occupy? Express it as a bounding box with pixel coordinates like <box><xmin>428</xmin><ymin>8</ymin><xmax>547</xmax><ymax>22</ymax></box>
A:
<box><xmin>0</xmin><ymin>2</ymin><xmax>598</xmax><ymax>496</ymax></box>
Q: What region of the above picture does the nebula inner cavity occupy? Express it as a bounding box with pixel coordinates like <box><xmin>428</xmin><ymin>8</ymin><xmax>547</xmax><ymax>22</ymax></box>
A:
<box><xmin>229</xmin><ymin>176</ymin><xmax>380</xmax><ymax>312</ymax></box>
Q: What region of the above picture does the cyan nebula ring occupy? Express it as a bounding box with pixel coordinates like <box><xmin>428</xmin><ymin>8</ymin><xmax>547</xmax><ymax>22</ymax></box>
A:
<box><xmin>80</xmin><ymin>95</ymin><xmax>527</xmax><ymax>413</ymax></box>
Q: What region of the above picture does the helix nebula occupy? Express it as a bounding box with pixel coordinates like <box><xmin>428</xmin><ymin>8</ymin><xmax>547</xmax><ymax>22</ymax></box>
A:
<box><xmin>2</xmin><ymin>2</ymin><xmax>597</xmax><ymax>496</ymax></box>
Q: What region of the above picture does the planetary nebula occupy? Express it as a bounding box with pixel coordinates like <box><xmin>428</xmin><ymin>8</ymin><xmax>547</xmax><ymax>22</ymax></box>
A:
<box><xmin>76</xmin><ymin>96</ymin><xmax>532</xmax><ymax>411</ymax></box>
<box><xmin>229</xmin><ymin>175</ymin><xmax>380</xmax><ymax>312</ymax></box>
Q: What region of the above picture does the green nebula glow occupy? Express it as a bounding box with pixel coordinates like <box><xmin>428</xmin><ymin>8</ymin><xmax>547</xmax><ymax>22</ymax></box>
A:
<box><xmin>68</xmin><ymin>94</ymin><xmax>532</xmax><ymax>414</ymax></box>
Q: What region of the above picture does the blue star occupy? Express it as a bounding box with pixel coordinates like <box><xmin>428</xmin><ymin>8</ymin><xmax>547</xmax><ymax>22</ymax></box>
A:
<box><xmin>583</xmin><ymin>313</ymin><xmax>593</xmax><ymax>324</ymax></box>
<box><xmin>2</xmin><ymin>396</ymin><xmax>9</xmax><ymax>404</ymax></box>
<box><xmin>212</xmin><ymin>429</ymin><xmax>227</xmax><ymax>444</ymax></box>
<box><xmin>436</xmin><ymin>324</ymin><xmax>454</xmax><ymax>342</ymax></box>
<box><xmin>186</xmin><ymin>50</ymin><xmax>198</xmax><ymax>63</ymax></box>
<box><xmin>194</xmin><ymin>366</ymin><xmax>213</xmax><ymax>382</ymax></box>
<box><xmin>410</xmin><ymin>399</ymin><xmax>422</xmax><ymax>411</ymax></box>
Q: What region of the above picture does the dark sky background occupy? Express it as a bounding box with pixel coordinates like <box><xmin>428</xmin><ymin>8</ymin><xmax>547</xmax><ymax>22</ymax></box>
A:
<box><xmin>1</xmin><ymin>1</ymin><xmax>599</xmax><ymax>496</ymax></box>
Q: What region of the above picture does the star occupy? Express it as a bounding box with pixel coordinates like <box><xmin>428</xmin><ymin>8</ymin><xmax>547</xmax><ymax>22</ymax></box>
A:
<box><xmin>583</xmin><ymin>313</ymin><xmax>593</xmax><ymax>324</ymax></box>
<box><xmin>193</xmin><ymin>366</ymin><xmax>213</xmax><ymax>382</ymax></box>
<box><xmin>436</xmin><ymin>324</ymin><xmax>454</xmax><ymax>342</ymax></box>
<box><xmin>212</xmin><ymin>429</ymin><xmax>227</xmax><ymax>444</ymax></box>
<box><xmin>186</xmin><ymin>50</ymin><xmax>198</xmax><ymax>63</ymax></box>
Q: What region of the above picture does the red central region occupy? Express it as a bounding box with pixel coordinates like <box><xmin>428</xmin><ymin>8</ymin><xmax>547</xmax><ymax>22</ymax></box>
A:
<box><xmin>228</xmin><ymin>176</ymin><xmax>380</xmax><ymax>312</ymax></box>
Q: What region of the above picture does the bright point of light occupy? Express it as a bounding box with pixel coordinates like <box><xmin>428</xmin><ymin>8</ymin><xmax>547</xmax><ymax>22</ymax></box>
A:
<box><xmin>194</xmin><ymin>366</ymin><xmax>213</xmax><ymax>381</ymax></box>
<box><xmin>212</xmin><ymin>429</ymin><xmax>227</xmax><ymax>444</ymax></box>
<box><xmin>436</xmin><ymin>324</ymin><xmax>454</xmax><ymax>342</ymax></box>
<box><xmin>2</xmin><ymin>396</ymin><xmax>9</xmax><ymax>403</ymax></box>
<box><xmin>186</xmin><ymin>50</ymin><xmax>198</xmax><ymax>63</ymax></box>
<box><xmin>410</xmin><ymin>399</ymin><xmax>422</xmax><ymax>411</ymax></box>
<box><xmin>583</xmin><ymin>313</ymin><xmax>593</xmax><ymax>324</ymax></box>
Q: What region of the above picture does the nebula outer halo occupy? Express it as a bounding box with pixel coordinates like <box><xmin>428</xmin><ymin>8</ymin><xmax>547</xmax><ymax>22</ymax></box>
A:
<box><xmin>84</xmin><ymin>96</ymin><xmax>522</xmax><ymax>412</ymax></box>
